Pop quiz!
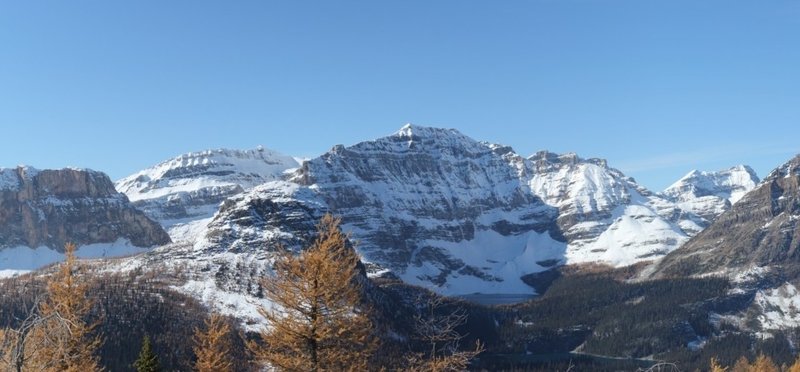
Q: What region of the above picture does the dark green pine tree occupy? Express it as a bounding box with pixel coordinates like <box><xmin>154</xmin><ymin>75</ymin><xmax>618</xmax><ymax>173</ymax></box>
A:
<box><xmin>134</xmin><ymin>335</ymin><xmax>162</xmax><ymax>372</ymax></box>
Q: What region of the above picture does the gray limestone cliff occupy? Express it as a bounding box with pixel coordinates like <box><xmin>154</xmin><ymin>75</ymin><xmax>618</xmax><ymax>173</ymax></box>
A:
<box><xmin>0</xmin><ymin>167</ymin><xmax>170</xmax><ymax>250</ymax></box>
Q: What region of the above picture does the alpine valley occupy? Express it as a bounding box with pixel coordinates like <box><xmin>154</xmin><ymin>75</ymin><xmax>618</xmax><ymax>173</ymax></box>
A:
<box><xmin>5</xmin><ymin>124</ymin><xmax>800</xmax><ymax>371</ymax></box>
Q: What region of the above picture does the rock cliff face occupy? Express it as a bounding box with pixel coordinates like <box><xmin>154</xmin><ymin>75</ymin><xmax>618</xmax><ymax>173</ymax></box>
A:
<box><xmin>0</xmin><ymin>167</ymin><xmax>170</xmax><ymax>250</ymax></box>
<box><xmin>661</xmin><ymin>165</ymin><xmax>759</xmax><ymax>222</ymax></box>
<box><xmin>654</xmin><ymin>155</ymin><xmax>800</xmax><ymax>278</ymax></box>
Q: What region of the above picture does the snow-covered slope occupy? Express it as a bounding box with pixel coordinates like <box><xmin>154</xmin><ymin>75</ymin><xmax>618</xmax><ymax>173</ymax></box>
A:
<box><xmin>528</xmin><ymin>151</ymin><xmax>705</xmax><ymax>266</ymax></box>
<box><xmin>661</xmin><ymin>165</ymin><xmax>759</xmax><ymax>221</ymax></box>
<box><xmin>115</xmin><ymin>148</ymin><xmax>300</xmax><ymax>242</ymax></box>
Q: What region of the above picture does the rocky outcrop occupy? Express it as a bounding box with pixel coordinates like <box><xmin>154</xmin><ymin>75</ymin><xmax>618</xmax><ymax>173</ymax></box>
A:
<box><xmin>654</xmin><ymin>155</ymin><xmax>800</xmax><ymax>278</ymax></box>
<box><xmin>0</xmin><ymin>167</ymin><xmax>170</xmax><ymax>250</ymax></box>
<box><xmin>661</xmin><ymin>165</ymin><xmax>759</xmax><ymax>222</ymax></box>
<box><xmin>196</xmin><ymin>181</ymin><xmax>326</xmax><ymax>257</ymax></box>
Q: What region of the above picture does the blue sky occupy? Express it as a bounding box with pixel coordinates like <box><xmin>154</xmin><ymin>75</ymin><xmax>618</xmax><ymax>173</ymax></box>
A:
<box><xmin>0</xmin><ymin>1</ymin><xmax>798</xmax><ymax>191</ymax></box>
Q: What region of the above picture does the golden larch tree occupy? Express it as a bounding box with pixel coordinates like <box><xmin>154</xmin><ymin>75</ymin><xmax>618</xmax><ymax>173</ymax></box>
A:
<box><xmin>751</xmin><ymin>354</ymin><xmax>778</xmax><ymax>372</ymax></box>
<box><xmin>731</xmin><ymin>356</ymin><xmax>752</xmax><ymax>372</ymax></box>
<box><xmin>193</xmin><ymin>312</ymin><xmax>234</xmax><ymax>372</ymax></box>
<box><xmin>0</xmin><ymin>243</ymin><xmax>102</xmax><ymax>372</ymax></box>
<box><xmin>788</xmin><ymin>354</ymin><xmax>800</xmax><ymax>372</ymax></box>
<box><xmin>252</xmin><ymin>214</ymin><xmax>378</xmax><ymax>372</ymax></box>
<box><xmin>34</xmin><ymin>242</ymin><xmax>103</xmax><ymax>371</ymax></box>
<box><xmin>710</xmin><ymin>357</ymin><xmax>727</xmax><ymax>372</ymax></box>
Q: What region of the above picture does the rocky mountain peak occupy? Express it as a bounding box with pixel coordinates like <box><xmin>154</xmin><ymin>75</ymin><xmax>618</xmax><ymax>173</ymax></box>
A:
<box><xmin>286</xmin><ymin>127</ymin><xmax>564</xmax><ymax>294</ymax></box>
<box><xmin>665</xmin><ymin>165</ymin><xmax>759</xmax><ymax>202</ymax></box>
<box><xmin>660</xmin><ymin>164</ymin><xmax>760</xmax><ymax>221</ymax></box>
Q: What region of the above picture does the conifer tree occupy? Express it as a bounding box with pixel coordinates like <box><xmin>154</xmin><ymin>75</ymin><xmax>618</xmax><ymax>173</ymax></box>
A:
<box><xmin>134</xmin><ymin>336</ymin><xmax>161</xmax><ymax>372</ymax></box>
<box><xmin>252</xmin><ymin>214</ymin><xmax>378</xmax><ymax>372</ymax></box>
<box><xmin>193</xmin><ymin>313</ymin><xmax>234</xmax><ymax>372</ymax></box>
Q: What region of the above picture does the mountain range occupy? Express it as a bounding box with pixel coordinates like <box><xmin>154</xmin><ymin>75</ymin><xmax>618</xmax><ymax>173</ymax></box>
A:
<box><xmin>0</xmin><ymin>125</ymin><xmax>762</xmax><ymax>293</ymax></box>
<box><xmin>94</xmin><ymin>125</ymin><xmax>753</xmax><ymax>296</ymax></box>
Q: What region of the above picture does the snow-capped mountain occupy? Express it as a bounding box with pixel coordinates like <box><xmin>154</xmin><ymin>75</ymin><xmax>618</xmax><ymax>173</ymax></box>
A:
<box><xmin>528</xmin><ymin>151</ymin><xmax>705</xmax><ymax>267</ymax></box>
<box><xmin>105</xmin><ymin>124</ymin><xmax>774</xmax><ymax>298</ymax></box>
<box><xmin>115</xmin><ymin>148</ymin><xmax>300</xmax><ymax>242</ymax></box>
<box><xmin>0</xmin><ymin>166</ymin><xmax>170</xmax><ymax>274</ymax></box>
<box><xmin>284</xmin><ymin>125</ymin><xmax>564</xmax><ymax>295</ymax></box>
<box><xmin>661</xmin><ymin>165</ymin><xmax>759</xmax><ymax>221</ymax></box>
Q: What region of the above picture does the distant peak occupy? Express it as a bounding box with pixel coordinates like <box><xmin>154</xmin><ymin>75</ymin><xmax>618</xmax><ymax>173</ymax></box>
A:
<box><xmin>730</xmin><ymin>164</ymin><xmax>757</xmax><ymax>175</ymax></box>
<box><xmin>677</xmin><ymin>165</ymin><xmax>758</xmax><ymax>181</ymax></box>
<box><xmin>664</xmin><ymin>164</ymin><xmax>760</xmax><ymax>203</ymax></box>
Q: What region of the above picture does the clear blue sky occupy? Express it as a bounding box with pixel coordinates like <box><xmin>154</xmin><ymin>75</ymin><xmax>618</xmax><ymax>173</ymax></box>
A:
<box><xmin>1</xmin><ymin>1</ymin><xmax>798</xmax><ymax>190</ymax></box>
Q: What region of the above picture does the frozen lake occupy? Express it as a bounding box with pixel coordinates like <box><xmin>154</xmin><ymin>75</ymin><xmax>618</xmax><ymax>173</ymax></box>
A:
<box><xmin>458</xmin><ymin>293</ymin><xmax>536</xmax><ymax>306</ymax></box>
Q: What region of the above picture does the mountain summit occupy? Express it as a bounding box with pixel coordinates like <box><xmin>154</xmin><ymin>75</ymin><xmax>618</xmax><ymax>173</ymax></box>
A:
<box><xmin>661</xmin><ymin>165</ymin><xmax>759</xmax><ymax>221</ymax></box>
